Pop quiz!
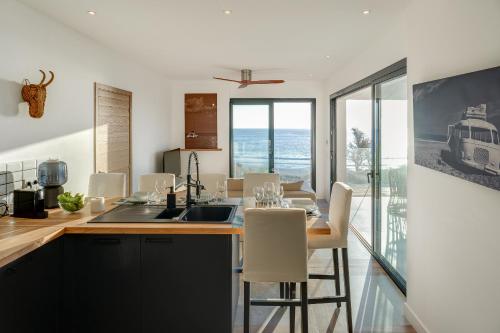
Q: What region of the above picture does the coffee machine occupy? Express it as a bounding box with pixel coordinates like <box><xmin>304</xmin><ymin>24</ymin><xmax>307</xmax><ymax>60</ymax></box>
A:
<box><xmin>12</xmin><ymin>185</ymin><xmax>48</xmax><ymax>219</ymax></box>
<box><xmin>38</xmin><ymin>159</ymin><xmax>68</xmax><ymax>208</ymax></box>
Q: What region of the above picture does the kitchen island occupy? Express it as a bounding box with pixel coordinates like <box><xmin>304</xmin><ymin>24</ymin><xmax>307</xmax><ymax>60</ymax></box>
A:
<box><xmin>0</xmin><ymin>198</ymin><xmax>329</xmax><ymax>333</ymax></box>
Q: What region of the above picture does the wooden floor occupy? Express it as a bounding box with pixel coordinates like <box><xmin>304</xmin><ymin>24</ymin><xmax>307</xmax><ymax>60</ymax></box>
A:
<box><xmin>233</xmin><ymin>200</ymin><xmax>415</xmax><ymax>333</ymax></box>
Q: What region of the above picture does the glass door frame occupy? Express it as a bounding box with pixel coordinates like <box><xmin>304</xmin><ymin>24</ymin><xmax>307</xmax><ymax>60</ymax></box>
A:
<box><xmin>230</xmin><ymin>98</ymin><xmax>316</xmax><ymax>190</ymax></box>
<box><xmin>330</xmin><ymin>59</ymin><xmax>407</xmax><ymax>293</ymax></box>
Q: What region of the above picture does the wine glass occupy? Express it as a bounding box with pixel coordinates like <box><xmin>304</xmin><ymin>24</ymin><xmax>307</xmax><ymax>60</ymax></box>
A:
<box><xmin>276</xmin><ymin>185</ymin><xmax>284</xmax><ymax>207</ymax></box>
<box><xmin>155</xmin><ymin>179</ymin><xmax>168</xmax><ymax>203</ymax></box>
<box><xmin>216</xmin><ymin>180</ymin><xmax>227</xmax><ymax>202</ymax></box>
<box><xmin>263</xmin><ymin>182</ymin><xmax>275</xmax><ymax>208</ymax></box>
<box><xmin>253</xmin><ymin>186</ymin><xmax>264</xmax><ymax>207</ymax></box>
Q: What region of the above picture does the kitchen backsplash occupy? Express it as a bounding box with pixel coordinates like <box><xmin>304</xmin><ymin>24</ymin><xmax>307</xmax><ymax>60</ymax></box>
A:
<box><xmin>0</xmin><ymin>160</ymin><xmax>38</xmax><ymax>204</ymax></box>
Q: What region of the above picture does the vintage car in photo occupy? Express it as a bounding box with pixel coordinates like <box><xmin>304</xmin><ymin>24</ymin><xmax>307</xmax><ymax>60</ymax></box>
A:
<box><xmin>447</xmin><ymin>104</ymin><xmax>500</xmax><ymax>175</ymax></box>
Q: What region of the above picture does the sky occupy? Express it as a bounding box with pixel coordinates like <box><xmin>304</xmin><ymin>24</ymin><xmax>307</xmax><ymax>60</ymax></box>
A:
<box><xmin>233</xmin><ymin>102</ymin><xmax>312</xmax><ymax>129</ymax></box>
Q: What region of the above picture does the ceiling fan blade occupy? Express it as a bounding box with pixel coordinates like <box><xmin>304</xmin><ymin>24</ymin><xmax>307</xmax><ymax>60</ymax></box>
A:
<box><xmin>213</xmin><ymin>77</ymin><xmax>242</xmax><ymax>84</ymax></box>
<box><xmin>247</xmin><ymin>80</ymin><xmax>285</xmax><ymax>85</ymax></box>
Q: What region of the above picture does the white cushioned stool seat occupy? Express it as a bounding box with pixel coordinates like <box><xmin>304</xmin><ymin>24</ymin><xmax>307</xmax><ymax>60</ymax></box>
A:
<box><xmin>243</xmin><ymin>173</ymin><xmax>280</xmax><ymax>197</ymax></box>
<box><xmin>88</xmin><ymin>173</ymin><xmax>126</xmax><ymax>198</ymax></box>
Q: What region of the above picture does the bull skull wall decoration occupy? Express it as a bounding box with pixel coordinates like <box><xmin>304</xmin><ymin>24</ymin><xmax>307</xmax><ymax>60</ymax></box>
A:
<box><xmin>21</xmin><ymin>69</ymin><xmax>55</xmax><ymax>118</ymax></box>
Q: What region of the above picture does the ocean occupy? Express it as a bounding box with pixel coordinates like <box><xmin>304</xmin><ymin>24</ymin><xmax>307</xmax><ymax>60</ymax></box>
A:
<box><xmin>232</xmin><ymin>128</ymin><xmax>312</xmax><ymax>183</ymax></box>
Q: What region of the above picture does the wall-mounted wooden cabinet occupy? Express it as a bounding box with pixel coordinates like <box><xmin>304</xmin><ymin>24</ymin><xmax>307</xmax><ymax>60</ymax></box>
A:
<box><xmin>185</xmin><ymin>93</ymin><xmax>218</xmax><ymax>149</ymax></box>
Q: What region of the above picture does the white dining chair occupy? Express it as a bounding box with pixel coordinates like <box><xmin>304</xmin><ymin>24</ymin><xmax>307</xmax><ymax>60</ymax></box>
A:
<box><xmin>197</xmin><ymin>173</ymin><xmax>227</xmax><ymax>193</ymax></box>
<box><xmin>244</xmin><ymin>208</ymin><xmax>309</xmax><ymax>333</ymax></box>
<box><xmin>243</xmin><ymin>173</ymin><xmax>280</xmax><ymax>197</ymax></box>
<box><xmin>88</xmin><ymin>173</ymin><xmax>126</xmax><ymax>198</ymax></box>
<box><xmin>307</xmin><ymin>182</ymin><xmax>353</xmax><ymax>333</ymax></box>
<box><xmin>138</xmin><ymin>173</ymin><xmax>175</xmax><ymax>192</ymax></box>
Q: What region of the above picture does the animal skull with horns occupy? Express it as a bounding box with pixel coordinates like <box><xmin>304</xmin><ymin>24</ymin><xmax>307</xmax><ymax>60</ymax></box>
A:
<box><xmin>21</xmin><ymin>70</ymin><xmax>55</xmax><ymax>118</ymax></box>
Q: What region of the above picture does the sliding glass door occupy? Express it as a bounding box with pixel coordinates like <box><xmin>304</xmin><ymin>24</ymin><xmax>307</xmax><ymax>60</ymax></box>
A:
<box><xmin>274</xmin><ymin>102</ymin><xmax>313</xmax><ymax>186</ymax></box>
<box><xmin>230</xmin><ymin>99</ymin><xmax>315</xmax><ymax>189</ymax></box>
<box><xmin>331</xmin><ymin>59</ymin><xmax>407</xmax><ymax>291</ymax></box>
<box><xmin>375</xmin><ymin>75</ymin><xmax>408</xmax><ymax>282</ymax></box>
<box><xmin>231</xmin><ymin>103</ymin><xmax>270</xmax><ymax>176</ymax></box>
<box><xmin>336</xmin><ymin>87</ymin><xmax>373</xmax><ymax>245</ymax></box>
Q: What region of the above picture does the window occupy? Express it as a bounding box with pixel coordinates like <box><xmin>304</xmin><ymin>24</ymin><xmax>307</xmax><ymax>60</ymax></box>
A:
<box><xmin>471</xmin><ymin>127</ymin><xmax>492</xmax><ymax>143</ymax></box>
<box><xmin>230</xmin><ymin>99</ymin><xmax>316</xmax><ymax>189</ymax></box>
<box><xmin>460</xmin><ymin>126</ymin><xmax>470</xmax><ymax>139</ymax></box>
<box><xmin>493</xmin><ymin>130</ymin><xmax>499</xmax><ymax>144</ymax></box>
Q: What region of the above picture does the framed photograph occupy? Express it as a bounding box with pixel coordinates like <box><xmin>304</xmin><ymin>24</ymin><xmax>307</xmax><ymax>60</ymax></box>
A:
<box><xmin>413</xmin><ymin>66</ymin><xmax>500</xmax><ymax>191</ymax></box>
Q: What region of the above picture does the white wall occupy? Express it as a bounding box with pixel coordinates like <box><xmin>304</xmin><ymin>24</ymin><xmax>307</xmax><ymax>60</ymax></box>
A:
<box><xmin>0</xmin><ymin>0</ymin><xmax>172</xmax><ymax>194</ymax></box>
<box><xmin>169</xmin><ymin>80</ymin><xmax>329</xmax><ymax>199</ymax></box>
<box><xmin>325</xmin><ymin>0</ymin><xmax>500</xmax><ymax>332</ymax></box>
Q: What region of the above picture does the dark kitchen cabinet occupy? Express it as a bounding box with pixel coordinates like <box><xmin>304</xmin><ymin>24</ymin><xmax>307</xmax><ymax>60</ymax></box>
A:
<box><xmin>0</xmin><ymin>238</ymin><xmax>62</xmax><ymax>333</ymax></box>
<box><xmin>62</xmin><ymin>235</ymin><xmax>141</xmax><ymax>333</ymax></box>
<box><xmin>2</xmin><ymin>233</ymin><xmax>239</xmax><ymax>333</ymax></box>
<box><xmin>141</xmin><ymin>234</ymin><xmax>234</xmax><ymax>333</ymax></box>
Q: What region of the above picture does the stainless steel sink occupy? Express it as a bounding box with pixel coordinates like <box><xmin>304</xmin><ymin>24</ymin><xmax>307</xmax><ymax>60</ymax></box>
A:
<box><xmin>178</xmin><ymin>205</ymin><xmax>237</xmax><ymax>223</ymax></box>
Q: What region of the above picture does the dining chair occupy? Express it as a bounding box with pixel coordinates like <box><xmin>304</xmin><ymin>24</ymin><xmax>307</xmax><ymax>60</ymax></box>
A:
<box><xmin>243</xmin><ymin>173</ymin><xmax>280</xmax><ymax>197</ymax></box>
<box><xmin>88</xmin><ymin>173</ymin><xmax>126</xmax><ymax>198</ymax></box>
<box><xmin>307</xmin><ymin>182</ymin><xmax>353</xmax><ymax>333</ymax></box>
<box><xmin>244</xmin><ymin>208</ymin><xmax>309</xmax><ymax>333</ymax></box>
<box><xmin>138</xmin><ymin>173</ymin><xmax>175</xmax><ymax>192</ymax></box>
<box><xmin>197</xmin><ymin>173</ymin><xmax>227</xmax><ymax>193</ymax></box>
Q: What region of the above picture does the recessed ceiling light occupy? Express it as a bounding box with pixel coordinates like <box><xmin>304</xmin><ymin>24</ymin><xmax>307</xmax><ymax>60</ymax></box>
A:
<box><xmin>223</xmin><ymin>9</ymin><xmax>232</xmax><ymax>15</ymax></box>
<box><xmin>87</xmin><ymin>10</ymin><xmax>96</xmax><ymax>15</ymax></box>
<box><xmin>325</xmin><ymin>55</ymin><xmax>331</xmax><ymax>59</ymax></box>
<box><xmin>362</xmin><ymin>10</ymin><xmax>370</xmax><ymax>15</ymax></box>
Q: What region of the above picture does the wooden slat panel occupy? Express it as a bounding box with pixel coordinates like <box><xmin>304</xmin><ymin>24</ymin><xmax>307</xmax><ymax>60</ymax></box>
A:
<box><xmin>95</xmin><ymin>128</ymin><xmax>129</xmax><ymax>141</ymax></box>
<box><xmin>95</xmin><ymin>141</ymin><xmax>129</xmax><ymax>154</ymax></box>
<box><xmin>94</xmin><ymin>83</ymin><xmax>132</xmax><ymax>195</ymax></box>
<box><xmin>97</xmin><ymin>105</ymin><xmax>130</xmax><ymax>117</ymax></box>
<box><xmin>98</xmin><ymin>96</ymin><xmax>131</xmax><ymax>108</ymax></box>
<box><xmin>96</xmin><ymin>115</ymin><xmax>130</xmax><ymax>128</ymax></box>
<box><xmin>96</xmin><ymin>89</ymin><xmax>131</xmax><ymax>101</ymax></box>
<box><xmin>95</xmin><ymin>150</ymin><xmax>129</xmax><ymax>172</ymax></box>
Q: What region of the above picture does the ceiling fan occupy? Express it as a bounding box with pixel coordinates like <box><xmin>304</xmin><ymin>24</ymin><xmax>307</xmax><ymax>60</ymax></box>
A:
<box><xmin>213</xmin><ymin>69</ymin><xmax>285</xmax><ymax>88</ymax></box>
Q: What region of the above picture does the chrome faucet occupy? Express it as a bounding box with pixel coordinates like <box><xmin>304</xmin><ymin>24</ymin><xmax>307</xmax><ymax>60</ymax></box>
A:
<box><xmin>186</xmin><ymin>151</ymin><xmax>204</xmax><ymax>207</ymax></box>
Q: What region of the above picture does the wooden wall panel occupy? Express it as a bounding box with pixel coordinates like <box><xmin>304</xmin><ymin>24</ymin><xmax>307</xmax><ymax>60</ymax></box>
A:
<box><xmin>185</xmin><ymin>93</ymin><xmax>217</xmax><ymax>149</ymax></box>
<box><xmin>94</xmin><ymin>83</ymin><xmax>132</xmax><ymax>195</ymax></box>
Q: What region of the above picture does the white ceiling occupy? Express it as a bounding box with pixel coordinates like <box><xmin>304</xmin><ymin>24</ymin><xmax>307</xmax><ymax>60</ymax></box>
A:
<box><xmin>18</xmin><ymin>0</ymin><xmax>409</xmax><ymax>80</ymax></box>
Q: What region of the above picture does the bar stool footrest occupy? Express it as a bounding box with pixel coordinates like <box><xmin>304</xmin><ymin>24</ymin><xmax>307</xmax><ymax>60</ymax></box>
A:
<box><xmin>309</xmin><ymin>273</ymin><xmax>336</xmax><ymax>280</ymax></box>
<box><xmin>308</xmin><ymin>296</ymin><xmax>348</xmax><ymax>304</ymax></box>
<box><xmin>251</xmin><ymin>298</ymin><xmax>302</xmax><ymax>306</ymax></box>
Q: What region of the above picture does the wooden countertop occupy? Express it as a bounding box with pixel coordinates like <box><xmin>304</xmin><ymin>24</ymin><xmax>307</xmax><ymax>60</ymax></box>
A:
<box><xmin>0</xmin><ymin>198</ymin><xmax>329</xmax><ymax>268</ymax></box>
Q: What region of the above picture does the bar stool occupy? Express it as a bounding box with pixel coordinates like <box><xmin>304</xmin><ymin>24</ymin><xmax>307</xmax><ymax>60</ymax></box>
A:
<box><xmin>88</xmin><ymin>173</ymin><xmax>126</xmax><ymax>197</ymax></box>
<box><xmin>243</xmin><ymin>173</ymin><xmax>280</xmax><ymax>197</ymax></box>
<box><xmin>243</xmin><ymin>208</ymin><xmax>309</xmax><ymax>333</ymax></box>
<box><xmin>138</xmin><ymin>173</ymin><xmax>175</xmax><ymax>192</ymax></box>
<box><xmin>308</xmin><ymin>182</ymin><xmax>353</xmax><ymax>333</ymax></box>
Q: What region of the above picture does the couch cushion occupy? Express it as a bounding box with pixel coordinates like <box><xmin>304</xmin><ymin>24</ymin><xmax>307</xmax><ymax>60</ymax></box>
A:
<box><xmin>283</xmin><ymin>190</ymin><xmax>316</xmax><ymax>201</ymax></box>
<box><xmin>282</xmin><ymin>180</ymin><xmax>304</xmax><ymax>191</ymax></box>
<box><xmin>227</xmin><ymin>178</ymin><xmax>243</xmax><ymax>191</ymax></box>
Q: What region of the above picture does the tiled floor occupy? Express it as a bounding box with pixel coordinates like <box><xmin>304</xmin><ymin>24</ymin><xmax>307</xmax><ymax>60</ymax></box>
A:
<box><xmin>233</xmin><ymin>200</ymin><xmax>414</xmax><ymax>333</ymax></box>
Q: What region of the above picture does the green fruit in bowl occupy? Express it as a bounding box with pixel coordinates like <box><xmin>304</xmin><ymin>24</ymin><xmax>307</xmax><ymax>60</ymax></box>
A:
<box><xmin>57</xmin><ymin>192</ymin><xmax>85</xmax><ymax>213</ymax></box>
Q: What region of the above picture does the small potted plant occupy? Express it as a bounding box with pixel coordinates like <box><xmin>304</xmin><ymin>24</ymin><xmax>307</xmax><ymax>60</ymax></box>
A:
<box><xmin>57</xmin><ymin>192</ymin><xmax>85</xmax><ymax>213</ymax></box>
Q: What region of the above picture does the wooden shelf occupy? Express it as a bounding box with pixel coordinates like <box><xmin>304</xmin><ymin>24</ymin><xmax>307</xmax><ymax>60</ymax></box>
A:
<box><xmin>180</xmin><ymin>148</ymin><xmax>222</xmax><ymax>152</ymax></box>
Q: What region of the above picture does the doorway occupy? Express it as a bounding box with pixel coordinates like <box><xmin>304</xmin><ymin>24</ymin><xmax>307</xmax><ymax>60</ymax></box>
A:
<box><xmin>330</xmin><ymin>60</ymin><xmax>407</xmax><ymax>291</ymax></box>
